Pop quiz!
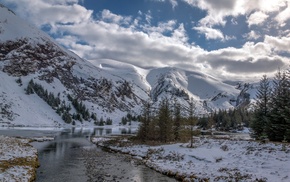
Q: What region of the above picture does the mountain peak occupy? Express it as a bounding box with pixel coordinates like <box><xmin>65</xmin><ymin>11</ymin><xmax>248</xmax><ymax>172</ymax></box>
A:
<box><xmin>0</xmin><ymin>3</ymin><xmax>15</xmax><ymax>15</ymax></box>
<box><xmin>0</xmin><ymin>4</ymin><xmax>49</xmax><ymax>43</ymax></box>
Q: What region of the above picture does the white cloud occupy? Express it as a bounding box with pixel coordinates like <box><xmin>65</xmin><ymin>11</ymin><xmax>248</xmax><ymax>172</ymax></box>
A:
<box><xmin>242</xmin><ymin>41</ymin><xmax>272</xmax><ymax>57</ymax></box>
<box><xmin>1</xmin><ymin>0</ymin><xmax>92</xmax><ymax>27</ymax></box>
<box><xmin>257</xmin><ymin>0</ymin><xmax>287</xmax><ymax>12</ymax></box>
<box><xmin>169</xmin><ymin>0</ymin><xmax>178</xmax><ymax>9</ymax></box>
<box><xmin>193</xmin><ymin>26</ymin><xmax>224</xmax><ymax>40</ymax></box>
<box><xmin>57</xmin><ymin>19</ymin><xmax>197</xmax><ymax>68</ymax></box>
<box><xmin>143</xmin><ymin>20</ymin><xmax>176</xmax><ymax>34</ymax></box>
<box><xmin>101</xmin><ymin>9</ymin><xmax>132</xmax><ymax>25</ymax></box>
<box><xmin>152</xmin><ymin>0</ymin><xmax>178</xmax><ymax>9</ymax></box>
<box><xmin>2</xmin><ymin>0</ymin><xmax>290</xmax><ymax>82</ymax></box>
<box><xmin>247</xmin><ymin>11</ymin><xmax>269</xmax><ymax>27</ymax></box>
<box><xmin>184</xmin><ymin>0</ymin><xmax>243</xmax><ymax>26</ymax></box>
<box><xmin>183</xmin><ymin>0</ymin><xmax>290</xmax><ymax>43</ymax></box>
<box><xmin>246</xmin><ymin>30</ymin><xmax>261</xmax><ymax>40</ymax></box>
<box><xmin>196</xmin><ymin>42</ymin><xmax>287</xmax><ymax>79</ymax></box>
<box><xmin>184</xmin><ymin>0</ymin><xmax>287</xmax><ymax>26</ymax></box>
<box><xmin>44</xmin><ymin>0</ymin><xmax>80</xmax><ymax>5</ymax></box>
<box><xmin>275</xmin><ymin>4</ymin><xmax>290</xmax><ymax>27</ymax></box>
<box><xmin>145</xmin><ymin>11</ymin><xmax>152</xmax><ymax>24</ymax></box>
<box><xmin>56</xmin><ymin>35</ymin><xmax>93</xmax><ymax>58</ymax></box>
<box><xmin>172</xmin><ymin>23</ymin><xmax>189</xmax><ymax>44</ymax></box>
<box><xmin>264</xmin><ymin>35</ymin><xmax>290</xmax><ymax>53</ymax></box>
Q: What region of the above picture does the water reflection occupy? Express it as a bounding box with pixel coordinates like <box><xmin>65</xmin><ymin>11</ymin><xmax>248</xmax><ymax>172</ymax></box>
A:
<box><xmin>0</xmin><ymin>128</ymin><xmax>175</xmax><ymax>182</ymax></box>
<box><xmin>67</xmin><ymin>127</ymin><xmax>134</xmax><ymax>136</ymax></box>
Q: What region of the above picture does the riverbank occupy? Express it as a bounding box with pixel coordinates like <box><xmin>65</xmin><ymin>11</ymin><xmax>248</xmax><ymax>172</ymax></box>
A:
<box><xmin>0</xmin><ymin>135</ymin><xmax>39</xmax><ymax>182</ymax></box>
<box><xmin>92</xmin><ymin>136</ymin><xmax>290</xmax><ymax>182</ymax></box>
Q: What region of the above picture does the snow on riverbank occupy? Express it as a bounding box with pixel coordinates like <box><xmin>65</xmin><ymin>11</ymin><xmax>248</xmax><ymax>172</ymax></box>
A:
<box><xmin>92</xmin><ymin>137</ymin><xmax>290</xmax><ymax>181</ymax></box>
<box><xmin>0</xmin><ymin>135</ymin><xmax>39</xmax><ymax>182</ymax></box>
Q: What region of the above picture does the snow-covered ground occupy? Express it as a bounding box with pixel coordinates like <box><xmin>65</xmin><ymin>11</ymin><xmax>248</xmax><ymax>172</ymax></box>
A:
<box><xmin>92</xmin><ymin>136</ymin><xmax>290</xmax><ymax>181</ymax></box>
<box><xmin>0</xmin><ymin>135</ymin><xmax>39</xmax><ymax>182</ymax></box>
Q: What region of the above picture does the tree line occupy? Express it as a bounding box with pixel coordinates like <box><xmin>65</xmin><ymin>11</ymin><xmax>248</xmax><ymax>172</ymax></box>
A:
<box><xmin>251</xmin><ymin>69</ymin><xmax>290</xmax><ymax>142</ymax></box>
<box><xmin>197</xmin><ymin>108</ymin><xmax>252</xmax><ymax>131</ymax></box>
<box><xmin>137</xmin><ymin>69</ymin><xmax>290</xmax><ymax>143</ymax></box>
<box><xmin>137</xmin><ymin>98</ymin><xmax>198</xmax><ymax>145</ymax></box>
<box><xmin>136</xmin><ymin>97</ymin><xmax>254</xmax><ymax>144</ymax></box>
<box><xmin>25</xmin><ymin>79</ymin><xmax>112</xmax><ymax>126</ymax></box>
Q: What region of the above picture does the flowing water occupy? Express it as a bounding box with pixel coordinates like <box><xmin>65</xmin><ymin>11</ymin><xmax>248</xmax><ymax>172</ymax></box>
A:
<box><xmin>0</xmin><ymin>128</ymin><xmax>176</xmax><ymax>182</ymax></box>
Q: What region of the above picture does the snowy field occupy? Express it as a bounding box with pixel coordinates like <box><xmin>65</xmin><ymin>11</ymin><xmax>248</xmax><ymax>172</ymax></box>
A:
<box><xmin>0</xmin><ymin>135</ymin><xmax>39</xmax><ymax>182</ymax></box>
<box><xmin>92</xmin><ymin>136</ymin><xmax>290</xmax><ymax>181</ymax></box>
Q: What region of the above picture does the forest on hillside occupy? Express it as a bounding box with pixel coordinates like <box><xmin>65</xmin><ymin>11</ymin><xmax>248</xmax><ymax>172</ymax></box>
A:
<box><xmin>137</xmin><ymin>69</ymin><xmax>290</xmax><ymax>143</ymax></box>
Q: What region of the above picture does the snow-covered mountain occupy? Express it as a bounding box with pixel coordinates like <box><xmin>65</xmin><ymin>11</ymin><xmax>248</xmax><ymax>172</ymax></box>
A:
<box><xmin>0</xmin><ymin>4</ymin><xmax>256</xmax><ymax>127</ymax></box>
<box><xmin>90</xmin><ymin>59</ymin><xmax>255</xmax><ymax>112</ymax></box>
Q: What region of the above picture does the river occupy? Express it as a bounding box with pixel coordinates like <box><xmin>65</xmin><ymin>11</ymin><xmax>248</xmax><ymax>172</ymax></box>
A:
<box><xmin>0</xmin><ymin>128</ymin><xmax>177</xmax><ymax>182</ymax></box>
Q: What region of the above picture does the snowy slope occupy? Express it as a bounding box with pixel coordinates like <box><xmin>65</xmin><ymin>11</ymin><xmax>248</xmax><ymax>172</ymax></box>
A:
<box><xmin>89</xmin><ymin>59</ymin><xmax>255</xmax><ymax>114</ymax></box>
<box><xmin>93</xmin><ymin>137</ymin><xmax>290</xmax><ymax>182</ymax></box>
<box><xmin>0</xmin><ymin>72</ymin><xmax>64</xmax><ymax>126</ymax></box>
<box><xmin>0</xmin><ymin>4</ymin><xmax>147</xmax><ymax>126</ymax></box>
<box><xmin>89</xmin><ymin>59</ymin><xmax>151</xmax><ymax>90</ymax></box>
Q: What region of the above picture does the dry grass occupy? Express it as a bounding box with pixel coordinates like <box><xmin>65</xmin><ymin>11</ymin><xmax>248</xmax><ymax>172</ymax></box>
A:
<box><xmin>0</xmin><ymin>135</ymin><xmax>39</xmax><ymax>182</ymax></box>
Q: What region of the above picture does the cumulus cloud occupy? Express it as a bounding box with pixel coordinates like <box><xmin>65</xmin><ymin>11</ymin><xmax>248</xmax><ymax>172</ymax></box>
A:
<box><xmin>246</xmin><ymin>30</ymin><xmax>261</xmax><ymax>40</ymax></box>
<box><xmin>264</xmin><ymin>35</ymin><xmax>290</xmax><ymax>52</ymax></box>
<box><xmin>205</xmin><ymin>56</ymin><xmax>284</xmax><ymax>74</ymax></box>
<box><xmin>56</xmin><ymin>17</ymin><xmax>198</xmax><ymax>68</ymax></box>
<box><xmin>247</xmin><ymin>11</ymin><xmax>269</xmax><ymax>27</ymax></box>
<box><xmin>193</xmin><ymin>26</ymin><xmax>224</xmax><ymax>40</ymax></box>
<box><xmin>242</xmin><ymin>42</ymin><xmax>272</xmax><ymax>57</ymax></box>
<box><xmin>2</xmin><ymin>0</ymin><xmax>290</xmax><ymax>82</ymax></box>
<box><xmin>171</xmin><ymin>24</ymin><xmax>189</xmax><ymax>44</ymax></box>
<box><xmin>184</xmin><ymin>0</ymin><xmax>288</xmax><ymax>26</ymax></box>
<box><xmin>1</xmin><ymin>0</ymin><xmax>92</xmax><ymax>27</ymax></box>
<box><xmin>182</xmin><ymin>0</ymin><xmax>290</xmax><ymax>43</ymax></box>
<box><xmin>101</xmin><ymin>9</ymin><xmax>131</xmax><ymax>24</ymax></box>
<box><xmin>195</xmin><ymin>43</ymin><xmax>287</xmax><ymax>80</ymax></box>
<box><xmin>183</xmin><ymin>0</ymin><xmax>242</xmax><ymax>26</ymax></box>
<box><xmin>275</xmin><ymin>4</ymin><xmax>290</xmax><ymax>27</ymax></box>
<box><xmin>142</xmin><ymin>20</ymin><xmax>177</xmax><ymax>35</ymax></box>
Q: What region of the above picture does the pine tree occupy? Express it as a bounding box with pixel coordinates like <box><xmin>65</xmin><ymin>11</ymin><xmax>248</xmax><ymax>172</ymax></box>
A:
<box><xmin>25</xmin><ymin>79</ymin><xmax>34</xmax><ymax>95</ymax></box>
<box><xmin>121</xmin><ymin>117</ymin><xmax>128</xmax><ymax>125</ymax></box>
<box><xmin>106</xmin><ymin>118</ymin><xmax>113</xmax><ymax>125</ymax></box>
<box><xmin>137</xmin><ymin>100</ymin><xmax>153</xmax><ymax>142</ymax></box>
<box><xmin>99</xmin><ymin>117</ymin><xmax>104</xmax><ymax>126</ymax></box>
<box><xmin>188</xmin><ymin>98</ymin><xmax>196</xmax><ymax>147</ymax></box>
<box><xmin>268</xmin><ymin>70</ymin><xmax>289</xmax><ymax>141</ymax></box>
<box><xmin>207</xmin><ymin>113</ymin><xmax>215</xmax><ymax>131</ymax></box>
<box><xmin>198</xmin><ymin>115</ymin><xmax>208</xmax><ymax>129</ymax></box>
<box><xmin>221</xmin><ymin>110</ymin><xmax>231</xmax><ymax>131</ymax></box>
<box><xmin>251</xmin><ymin>75</ymin><xmax>271</xmax><ymax>139</ymax></box>
<box><xmin>173</xmin><ymin>99</ymin><xmax>181</xmax><ymax>141</ymax></box>
<box><xmin>158</xmin><ymin>98</ymin><xmax>173</xmax><ymax>142</ymax></box>
<box><xmin>91</xmin><ymin>113</ymin><xmax>97</xmax><ymax>121</ymax></box>
<box><xmin>62</xmin><ymin>111</ymin><xmax>72</xmax><ymax>124</ymax></box>
<box><xmin>284</xmin><ymin>69</ymin><xmax>290</xmax><ymax>141</ymax></box>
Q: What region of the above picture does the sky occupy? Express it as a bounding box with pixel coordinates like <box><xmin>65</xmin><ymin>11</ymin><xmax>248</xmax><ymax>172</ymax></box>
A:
<box><xmin>1</xmin><ymin>0</ymin><xmax>290</xmax><ymax>82</ymax></box>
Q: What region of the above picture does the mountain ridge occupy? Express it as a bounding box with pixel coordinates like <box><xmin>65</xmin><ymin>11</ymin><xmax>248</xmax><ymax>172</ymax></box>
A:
<box><xmin>0</xmin><ymin>4</ymin><xmax>255</xmax><ymax>127</ymax></box>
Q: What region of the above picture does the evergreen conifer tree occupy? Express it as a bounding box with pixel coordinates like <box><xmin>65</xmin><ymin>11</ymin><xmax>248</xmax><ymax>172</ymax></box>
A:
<box><xmin>137</xmin><ymin>100</ymin><xmax>153</xmax><ymax>142</ymax></box>
<box><xmin>25</xmin><ymin>79</ymin><xmax>34</xmax><ymax>95</ymax></box>
<box><xmin>173</xmin><ymin>99</ymin><xmax>181</xmax><ymax>141</ymax></box>
<box><xmin>188</xmin><ymin>98</ymin><xmax>196</xmax><ymax>147</ymax></box>
<box><xmin>268</xmin><ymin>70</ymin><xmax>289</xmax><ymax>141</ymax></box>
<box><xmin>158</xmin><ymin>98</ymin><xmax>173</xmax><ymax>142</ymax></box>
<box><xmin>252</xmin><ymin>75</ymin><xmax>271</xmax><ymax>139</ymax></box>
